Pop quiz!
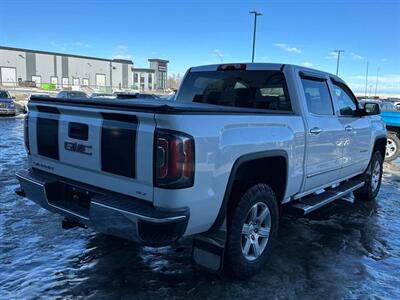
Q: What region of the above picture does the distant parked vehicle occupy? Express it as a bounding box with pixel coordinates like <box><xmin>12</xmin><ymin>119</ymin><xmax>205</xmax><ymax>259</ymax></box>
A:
<box><xmin>57</xmin><ymin>91</ymin><xmax>88</xmax><ymax>99</ymax></box>
<box><xmin>360</xmin><ymin>99</ymin><xmax>400</xmax><ymax>162</ymax></box>
<box><xmin>0</xmin><ymin>90</ymin><xmax>17</xmax><ymax>116</ymax></box>
<box><xmin>90</xmin><ymin>93</ymin><xmax>115</xmax><ymax>99</ymax></box>
<box><xmin>380</xmin><ymin>102</ymin><xmax>400</xmax><ymax>161</ymax></box>
<box><xmin>114</xmin><ymin>92</ymin><xmax>159</xmax><ymax>100</ymax></box>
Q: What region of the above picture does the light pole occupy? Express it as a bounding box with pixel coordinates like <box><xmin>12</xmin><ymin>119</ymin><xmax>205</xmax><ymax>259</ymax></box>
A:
<box><xmin>333</xmin><ymin>49</ymin><xmax>344</xmax><ymax>76</ymax></box>
<box><xmin>374</xmin><ymin>67</ymin><xmax>380</xmax><ymax>97</ymax></box>
<box><xmin>365</xmin><ymin>61</ymin><xmax>369</xmax><ymax>98</ymax></box>
<box><xmin>250</xmin><ymin>11</ymin><xmax>262</xmax><ymax>63</ymax></box>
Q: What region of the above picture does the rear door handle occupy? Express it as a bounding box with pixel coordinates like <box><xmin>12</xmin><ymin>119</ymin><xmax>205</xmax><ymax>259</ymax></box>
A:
<box><xmin>345</xmin><ymin>125</ymin><xmax>353</xmax><ymax>132</ymax></box>
<box><xmin>309</xmin><ymin>127</ymin><xmax>322</xmax><ymax>135</ymax></box>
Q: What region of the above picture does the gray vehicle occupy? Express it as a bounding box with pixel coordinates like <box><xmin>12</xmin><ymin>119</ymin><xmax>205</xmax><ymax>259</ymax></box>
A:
<box><xmin>57</xmin><ymin>91</ymin><xmax>88</xmax><ymax>99</ymax></box>
<box><xmin>0</xmin><ymin>90</ymin><xmax>17</xmax><ymax>116</ymax></box>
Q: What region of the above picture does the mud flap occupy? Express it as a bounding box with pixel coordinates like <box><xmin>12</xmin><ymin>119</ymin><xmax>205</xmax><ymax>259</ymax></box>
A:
<box><xmin>192</xmin><ymin>218</ymin><xmax>227</xmax><ymax>272</ymax></box>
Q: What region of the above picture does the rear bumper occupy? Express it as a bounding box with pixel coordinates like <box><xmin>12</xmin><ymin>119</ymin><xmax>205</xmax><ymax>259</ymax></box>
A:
<box><xmin>16</xmin><ymin>169</ymin><xmax>189</xmax><ymax>246</ymax></box>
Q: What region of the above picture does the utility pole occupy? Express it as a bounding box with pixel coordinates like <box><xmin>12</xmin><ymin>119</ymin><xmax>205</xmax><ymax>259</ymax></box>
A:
<box><xmin>375</xmin><ymin>67</ymin><xmax>380</xmax><ymax>97</ymax></box>
<box><xmin>333</xmin><ymin>50</ymin><xmax>344</xmax><ymax>76</ymax></box>
<box><xmin>250</xmin><ymin>11</ymin><xmax>262</xmax><ymax>63</ymax></box>
<box><xmin>365</xmin><ymin>61</ymin><xmax>369</xmax><ymax>98</ymax></box>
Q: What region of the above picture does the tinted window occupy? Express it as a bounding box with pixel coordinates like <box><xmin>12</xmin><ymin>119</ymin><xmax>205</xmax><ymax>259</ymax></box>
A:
<box><xmin>301</xmin><ymin>78</ymin><xmax>334</xmax><ymax>115</ymax></box>
<box><xmin>0</xmin><ymin>91</ymin><xmax>11</xmax><ymax>98</ymax></box>
<box><xmin>176</xmin><ymin>71</ymin><xmax>292</xmax><ymax>111</ymax></box>
<box><xmin>333</xmin><ymin>83</ymin><xmax>357</xmax><ymax>116</ymax></box>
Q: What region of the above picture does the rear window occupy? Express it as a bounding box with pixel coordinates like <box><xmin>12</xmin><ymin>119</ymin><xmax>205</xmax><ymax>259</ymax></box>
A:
<box><xmin>176</xmin><ymin>71</ymin><xmax>292</xmax><ymax>111</ymax></box>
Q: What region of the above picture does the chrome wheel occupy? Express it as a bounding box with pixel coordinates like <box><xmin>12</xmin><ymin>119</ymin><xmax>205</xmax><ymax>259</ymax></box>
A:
<box><xmin>386</xmin><ymin>138</ymin><xmax>397</xmax><ymax>159</ymax></box>
<box><xmin>241</xmin><ymin>202</ymin><xmax>271</xmax><ymax>261</ymax></box>
<box><xmin>371</xmin><ymin>160</ymin><xmax>381</xmax><ymax>192</ymax></box>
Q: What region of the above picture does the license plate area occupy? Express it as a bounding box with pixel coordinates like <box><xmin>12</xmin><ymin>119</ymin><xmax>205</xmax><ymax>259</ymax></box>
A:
<box><xmin>46</xmin><ymin>182</ymin><xmax>92</xmax><ymax>218</ymax></box>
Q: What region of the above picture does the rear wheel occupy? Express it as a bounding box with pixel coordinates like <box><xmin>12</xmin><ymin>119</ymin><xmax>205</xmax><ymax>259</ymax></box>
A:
<box><xmin>386</xmin><ymin>132</ymin><xmax>400</xmax><ymax>162</ymax></box>
<box><xmin>354</xmin><ymin>151</ymin><xmax>383</xmax><ymax>201</ymax></box>
<box><xmin>225</xmin><ymin>184</ymin><xmax>279</xmax><ymax>279</ymax></box>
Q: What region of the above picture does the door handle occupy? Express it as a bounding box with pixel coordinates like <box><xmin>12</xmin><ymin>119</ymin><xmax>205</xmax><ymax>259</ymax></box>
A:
<box><xmin>309</xmin><ymin>127</ymin><xmax>322</xmax><ymax>135</ymax></box>
<box><xmin>345</xmin><ymin>125</ymin><xmax>353</xmax><ymax>132</ymax></box>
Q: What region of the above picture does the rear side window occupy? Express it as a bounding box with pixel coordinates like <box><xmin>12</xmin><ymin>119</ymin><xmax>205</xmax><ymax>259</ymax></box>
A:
<box><xmin>176</xmin><ymin>71</ymin><xmax>292</xmax><ymax>111</ymax></box>
<box><xmin>301</xmin><ymin>78</ymin><xmax>334</xmax><ymax>115</ymax></box>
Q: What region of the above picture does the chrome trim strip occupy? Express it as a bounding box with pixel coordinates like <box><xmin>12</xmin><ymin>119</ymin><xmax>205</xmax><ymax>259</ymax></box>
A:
<box><xmin>91</xmin><ymin>201</ymin><xmax>187</xmax><ymax>223</ymax></box>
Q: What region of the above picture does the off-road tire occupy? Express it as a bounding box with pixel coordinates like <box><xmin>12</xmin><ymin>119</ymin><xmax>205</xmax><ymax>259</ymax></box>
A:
<box><xmin>225</xmin><ymin>184</ymin><xmax>279</xmax><ymax>279</ymax></box>
<box><xmin>354</xmin><ymin>151</ymin><xmax>383</xmax><ymax>201</ymax></box>
<box><xmin>385</xmin><ymin>132</ymin><xmax>400</xmax><ymax>162</ymax></box>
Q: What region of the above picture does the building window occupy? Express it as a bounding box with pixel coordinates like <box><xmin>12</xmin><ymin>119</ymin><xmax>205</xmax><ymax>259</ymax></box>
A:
<box><xmin>134</xmin><ymin>73</ymin><xmax>138</xmax><ymax>83</ymax></box>
<box><xmin>140</xmin><ymin>74</ymin><xmax>145</xmax><ymax>83</ymax></box>
<box><xmin>148</xmin><ymin>74</ymin><xmax>152</xmax><ymax>83</ymax></box>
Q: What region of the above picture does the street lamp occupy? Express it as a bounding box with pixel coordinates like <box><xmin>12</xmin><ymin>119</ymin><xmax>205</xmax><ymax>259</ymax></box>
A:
<box><xmin>333</xmin><ymin>49</ymin><xmax>344</xmax><ymax>76</ymax></box>
<box><xmin>250</xmin><ymin>11</ymin><xmax>262</xmax><ymax>63</ymax></box>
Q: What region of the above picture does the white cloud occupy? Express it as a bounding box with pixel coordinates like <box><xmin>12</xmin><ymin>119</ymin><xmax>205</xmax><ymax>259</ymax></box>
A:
<box><xmin>212</xmin><ymin>49</ymin><xmax>224</xmax><ymax>62</ymax></box>
<box><xmin>75</xmin><ymin>41</ymin><xmax>89</xmax><ymax>48</ymax></box>
<box><xmin>350</xmin><ymin>52</ymin><xmax>363</xmax><ymax>60</ymax></box>
<box><xmin>274</xmin><ymin>43</ymin><xmax>302</xmax><ymax>54</ymax></box>
<box><xmin>326</xmin><ymin>51</ymin><xmax>339</xmax><ymax>59</ymax></box>
<box><xmin>348</xmin><ymin>74</ymin><xmax>400</xmax><ymax>94</ymax></box>
<box><xmin>302</xmin><ymin>62</ymin><xmax>313</xmax><ymax>67</ymax></box>
<box><xmin>112</xmin><ymin>45</ymin><xmax>133</xmax><ymax>61</ymax></box>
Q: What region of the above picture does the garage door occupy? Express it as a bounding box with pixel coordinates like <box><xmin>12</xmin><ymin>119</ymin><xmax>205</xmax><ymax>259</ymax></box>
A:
<box><xmin>95</xmin><ymin>74</ymin><xmax>106</xmax><ymax>87</ymax></box>
<box><xmin>1</xmin><ymin>67</ymin><xmax>16</xmax><ymax>86</ymax></box>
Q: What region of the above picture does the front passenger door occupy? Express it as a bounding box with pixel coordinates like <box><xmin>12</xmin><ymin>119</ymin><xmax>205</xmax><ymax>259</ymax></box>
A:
<box><xmin>332</xmin><ymin>81</ymin><xmax>372</xmax><ymax>177</ymax></box>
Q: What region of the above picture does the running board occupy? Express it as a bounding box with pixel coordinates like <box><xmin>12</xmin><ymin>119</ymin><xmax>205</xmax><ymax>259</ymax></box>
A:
<box><xmin>293</xmin><ymin>180</ymin><xmax>365</xmax><ymax>215</ymax></box>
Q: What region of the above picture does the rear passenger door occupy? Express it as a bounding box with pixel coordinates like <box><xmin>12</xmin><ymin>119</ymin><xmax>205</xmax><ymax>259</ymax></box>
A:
<box><xmin>331</xmin><ymin>80</ymin><xmax>372</xmax><ymax>176</ymax></box>
<box><xmin>300</xmin><ymin>73</ymin><xmax>345</xmax><ymax>192</ymax></box>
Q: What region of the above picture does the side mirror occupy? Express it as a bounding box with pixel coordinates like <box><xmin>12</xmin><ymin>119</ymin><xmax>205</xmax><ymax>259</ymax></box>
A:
<box><xmin>361</xmin><ymin>102</ymin><xmax>380</xmax><ymax>116</ymax></box>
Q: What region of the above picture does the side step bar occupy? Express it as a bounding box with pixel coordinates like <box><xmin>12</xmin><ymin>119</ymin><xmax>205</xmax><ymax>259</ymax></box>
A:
<box><xmin>293</xmin><ymin>180</ymin><xmax>365</xmax><ymax>215</ymax></box>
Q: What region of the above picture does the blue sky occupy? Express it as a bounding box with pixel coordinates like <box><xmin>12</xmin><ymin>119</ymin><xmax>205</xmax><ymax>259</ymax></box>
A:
<box><xmin>1</xmin><ymin>0</ymin><xmax>399</xmax><ymax>95</ymax></box>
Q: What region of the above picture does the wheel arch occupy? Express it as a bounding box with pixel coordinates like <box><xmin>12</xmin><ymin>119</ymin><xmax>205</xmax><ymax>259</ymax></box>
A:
<box><xmin>373</xmin><ymin>135</ymin><xmax>387</xmax><ymax>159</ymax></box>
<box><xmin>208</xmin><ymin>150</ymin><xmax>289</xmax><ymax>232</ymax></box>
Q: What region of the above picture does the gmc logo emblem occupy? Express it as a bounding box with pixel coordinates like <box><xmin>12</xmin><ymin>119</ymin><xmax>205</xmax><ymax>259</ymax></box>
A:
<box><xmin>64</xmin><ymin>141</ymin><xmax>93</xmax><ymax>156</ymax></box>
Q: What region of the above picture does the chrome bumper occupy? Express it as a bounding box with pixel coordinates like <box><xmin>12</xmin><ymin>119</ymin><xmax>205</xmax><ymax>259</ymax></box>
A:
<box><xmin>16</xmin><ymin>169</ymin><xmax>189</xmax><ymax>246</ymax></box>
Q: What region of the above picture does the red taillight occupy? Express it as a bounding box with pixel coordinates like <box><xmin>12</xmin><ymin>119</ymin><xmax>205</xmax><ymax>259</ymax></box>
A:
<box><xmin>24</xmin><ymin>114</ymin><xmax>30</xmax><ymax>154</ymax></box>
<box><xmin>155</xmin><ymin>129</ymin><xmax>195</xmax><ymax>188</ymax></box>
<box><xmin>217</xmin><ymin>64</ymin><xmax>246</xmax><ymax>71</ymax></box>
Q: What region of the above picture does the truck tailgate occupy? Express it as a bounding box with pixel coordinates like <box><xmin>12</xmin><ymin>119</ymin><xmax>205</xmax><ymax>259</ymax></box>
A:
<box><xmin>27</xmin><ymin>101</ymin><xmax>155</xmax><ymax>202</ymax></box>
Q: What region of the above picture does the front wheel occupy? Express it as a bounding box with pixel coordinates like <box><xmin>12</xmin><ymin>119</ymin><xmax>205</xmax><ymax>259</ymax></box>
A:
<box><xmin>225</xmin><ymin>184</ymin><xmax>279</xmax><ymax>279</ymax></box>
<box><xmin>354</xmin><ymin>151</ymin><xmax>383</xmax><ymax>201</ymax></box>
<box><xmin>386</xmin><ymin>132</ymin><xmax>400</xmax><ymax>162</ymax></box>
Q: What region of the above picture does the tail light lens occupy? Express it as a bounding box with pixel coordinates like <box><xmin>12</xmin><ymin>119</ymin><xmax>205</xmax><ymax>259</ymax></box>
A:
<box><xmin>24</xmin><ymin>114</ymin><xmax>30</xmax><ymax>154</ymax></box>
<box><xmin>155</xmin><ymin>129</ymin><xmax>195</xmax><ymax>188</ymax></box>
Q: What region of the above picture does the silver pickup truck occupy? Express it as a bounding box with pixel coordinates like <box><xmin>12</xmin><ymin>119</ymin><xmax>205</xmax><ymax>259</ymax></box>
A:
<box><xmin>16</xmin><ymin>63</ymin><xmax>386</xmax><ymax>278</ymax></box>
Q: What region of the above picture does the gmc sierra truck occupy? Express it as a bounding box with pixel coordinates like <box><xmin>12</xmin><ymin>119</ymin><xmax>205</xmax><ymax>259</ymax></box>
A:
<box><xmin>16</xmin><ymin>63</ymin><xmax>386</xmax><ymax>278</ymax></box>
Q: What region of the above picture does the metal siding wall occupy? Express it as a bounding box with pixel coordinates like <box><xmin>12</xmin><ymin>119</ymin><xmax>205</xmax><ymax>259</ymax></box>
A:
<box><xmin>54</xmin><ymin>55</ymin><xmax>57</xmax><ymax>76</ymax></box>
<box><xmin>61</xmin><ymin>56</ymin><xmax>68</xmax><ymax>78</ymax></box>
<box><xmin>122</xmin><ymin>64</ymin><xmax>128</xmax><ymax>88</ymax></box>
<box><xmin>0</xmin><ymin>49</ymin><xmax>27</xmax><ymax>82</ymax></box>
<box><xmin>25</xmin><ymin>52</ymin><xmax>36</xmax><ymax>80</ymax></box>
<box><xmin>36</xmin><ymin>53</ymin><xmax>55</xmax><ymax>83</ymax></box>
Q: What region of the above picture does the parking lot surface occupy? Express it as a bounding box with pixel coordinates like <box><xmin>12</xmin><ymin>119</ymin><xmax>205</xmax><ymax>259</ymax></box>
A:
<box><xmin>1</xmin><ymin>116</ymin><xmax>399</xmax><ymax>299</ymax></box>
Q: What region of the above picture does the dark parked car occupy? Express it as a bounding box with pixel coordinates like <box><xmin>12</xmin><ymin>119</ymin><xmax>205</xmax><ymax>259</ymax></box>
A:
<box><xmin>114</xmin><ymin>92</ymin><xmax>159</xmax><ymax>100</ymax></box>
<box><xmin>57</xmin><ymin>91</ymin><xmax>88</xmax><ymax>99</ymax></box>
<box><xmin>0</xmin><ymin>90</ymin><xmax>16</xmax><ymax>116</ymax></box>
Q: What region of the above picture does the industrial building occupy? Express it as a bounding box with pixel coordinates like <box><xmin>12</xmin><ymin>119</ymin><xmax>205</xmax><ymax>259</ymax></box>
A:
<box><xmin>0</xmin><ymin>46</ymin><xmax>169</xmax><ymax>91</ymax></box>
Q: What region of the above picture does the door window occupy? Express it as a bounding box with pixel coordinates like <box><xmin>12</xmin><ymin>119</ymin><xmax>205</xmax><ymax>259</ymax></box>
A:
<box><xmin>301</xmin><ymin>78</ymin><xmax>334</xmax><ymax>115</ymax></box>
<box><xmin>332</xmin><ymin>82</ymin><xmax>358</xmax><ymax>116</ymax></box>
